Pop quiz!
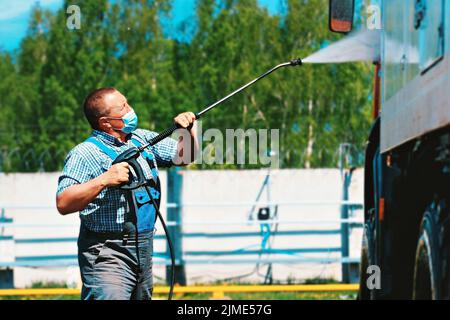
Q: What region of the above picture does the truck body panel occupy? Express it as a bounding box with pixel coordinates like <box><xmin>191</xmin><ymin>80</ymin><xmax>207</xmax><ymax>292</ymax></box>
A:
<box><xmin>380</xmin><ymin>0</ymin><xmax>449</xmax><ymax>152</ymax></box>
<box><xmin>332</xmin><ymin>0</ymin><xmax>450</xmax><ymax>298</ymax></box>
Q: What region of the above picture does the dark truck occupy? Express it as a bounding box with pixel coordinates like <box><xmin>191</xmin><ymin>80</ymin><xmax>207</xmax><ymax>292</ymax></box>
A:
<box><xmin>329</xmin><ymin>0</ymin><xmax>450</xmax><ymax>299</ymax></box>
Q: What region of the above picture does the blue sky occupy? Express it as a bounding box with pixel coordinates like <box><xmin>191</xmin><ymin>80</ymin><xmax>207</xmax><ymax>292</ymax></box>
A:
<box><xmin>0</xmin><ymin>0</ymin><xmax>281</xmax><ymax>52</ymax></box>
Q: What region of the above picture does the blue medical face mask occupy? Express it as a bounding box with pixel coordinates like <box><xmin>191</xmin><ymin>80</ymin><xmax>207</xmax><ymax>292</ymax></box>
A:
<box><xmin>109</xmin><ymin>110</ymin><xmax>138</xmax><ymax>134</ymax></box>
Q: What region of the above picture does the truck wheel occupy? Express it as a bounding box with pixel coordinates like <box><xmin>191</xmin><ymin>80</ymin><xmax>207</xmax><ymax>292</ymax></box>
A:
<box><xmin>358</xmin><ymin>219</ymin><xmax>376</xmax><ymax>300</ymax></box>
<box><xmin>413</xmin><ymin>209</ymin><xmax>441</xmax><ymax>299</ymax></box>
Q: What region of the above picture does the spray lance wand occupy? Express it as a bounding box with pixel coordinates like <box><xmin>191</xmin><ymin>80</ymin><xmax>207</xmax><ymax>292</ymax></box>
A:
<box><xmin>112</xmin><ymin>58</ymin><xmax>302</xmax><ymax>299</ymax></box>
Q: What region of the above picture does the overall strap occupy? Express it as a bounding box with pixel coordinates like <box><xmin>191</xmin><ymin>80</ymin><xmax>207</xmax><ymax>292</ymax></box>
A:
<box><xmin>130</xmin><ymin>136</ymin><xmax>159</xmax><ymax>179</ymax></box>
<box><xmin>85</xmin><ymin>136</ymin><xmax>118</xmax><ymax>160</ymax></box>
<box><xmin>130</xmin><ymin>136</ymin><xmax>154</xmax><ymax>161</ymax></box>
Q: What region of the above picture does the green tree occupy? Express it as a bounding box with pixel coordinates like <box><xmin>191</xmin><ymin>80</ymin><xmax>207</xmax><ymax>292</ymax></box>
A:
<box><xmin>0</xmin><ymin>0</ymin><xmax>373</xmax><ymax>172</ymax></box>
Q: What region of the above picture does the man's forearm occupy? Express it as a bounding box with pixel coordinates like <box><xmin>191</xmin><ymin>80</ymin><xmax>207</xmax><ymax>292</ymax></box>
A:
<box><xmin>57</xmin><ymin>162</ymin><xmax>130</xmax><ymax>215</ymax></box>
<box><xmin>56</xmin><ymin>175</ymin><xmax>107</xmax><ymax>215</ymax></box>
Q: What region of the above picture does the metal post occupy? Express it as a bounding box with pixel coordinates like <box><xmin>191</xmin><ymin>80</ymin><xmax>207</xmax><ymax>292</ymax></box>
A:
<box><xmin>0</xmin><ymin>269</ymin><xmax>13</xmax><ymax>289</ymax></box>
<box><xmin>0</xmin><ymin>208</ymin><xmax>14</xmax><ymax>288</ymax></box>
<box><xmin>339</xmin><ymin>143</ymin><xmax>355</xmax><ymax>284</ymax></box>
<box><xmin>166</xmin><ymin>168</ymin><xmax>186</xmax><ymax>285</ymax></box>
<box><xmin>340</xmin><ymin>171</ymin><xmax>351</xmax><ymax>283</ymax></box>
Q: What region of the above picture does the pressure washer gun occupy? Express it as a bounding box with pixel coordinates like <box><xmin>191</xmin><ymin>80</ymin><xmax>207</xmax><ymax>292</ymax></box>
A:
<box><xmin>111</xmin><ymin>58</ymin><xmax>302</xmax><ymax>300</ymax></box>
<box><xmin>111</xmin><ymin>58</ymin><xmax>302</xmax><ymax>183</ymax></box>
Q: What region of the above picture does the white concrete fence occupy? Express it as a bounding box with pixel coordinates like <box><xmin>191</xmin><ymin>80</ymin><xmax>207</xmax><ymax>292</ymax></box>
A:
<box><xmin>0</xmin><ymin>169</ymin><xmax>364</xmax><ymax>288</ymax></box>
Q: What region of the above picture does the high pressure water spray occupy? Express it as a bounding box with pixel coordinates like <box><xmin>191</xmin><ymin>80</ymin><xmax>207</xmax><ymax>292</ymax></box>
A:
<box><xmin>113</xmin><ymin>58</ymin><xmax>302</xmax><ymax>300</ymax></box>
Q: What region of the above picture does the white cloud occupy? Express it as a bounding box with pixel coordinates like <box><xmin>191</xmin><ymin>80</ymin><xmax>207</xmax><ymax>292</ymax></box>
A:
<box><xmin>0</xmin><ymin>0</ymin><xmax>62</xmax><ymax>21</ymax></box>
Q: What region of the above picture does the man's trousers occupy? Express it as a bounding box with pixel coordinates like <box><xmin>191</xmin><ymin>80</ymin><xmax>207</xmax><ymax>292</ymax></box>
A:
<box><xmin>77</xmin><ymin>225</ymin><xmax>154</xmax><ymax>300</ymax></box>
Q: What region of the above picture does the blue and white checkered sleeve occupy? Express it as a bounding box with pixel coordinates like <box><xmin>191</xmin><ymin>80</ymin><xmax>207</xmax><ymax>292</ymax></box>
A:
<box><xmin>56</xmin><ymin>150</ymin><xmax>93</xmax><ymax>195</ymax></box>
<box><xmin>140</xmin><ymin>129</ymin><xmax>178</xmax><ymax>167</ymax></box>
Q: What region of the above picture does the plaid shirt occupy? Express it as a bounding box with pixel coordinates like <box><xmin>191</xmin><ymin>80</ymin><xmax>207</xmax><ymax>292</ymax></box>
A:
<box><xmin>57</xmin><ymin>129</ymin><xmax>178</xmax><ymax>232</ymax></box>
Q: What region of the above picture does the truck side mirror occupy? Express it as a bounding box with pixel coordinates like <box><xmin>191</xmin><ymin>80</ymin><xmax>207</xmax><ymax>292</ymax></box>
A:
<box><xmin>329</xmin><ymin>0</ymin><xmax>355</xmax><ymax>33</ymax></box>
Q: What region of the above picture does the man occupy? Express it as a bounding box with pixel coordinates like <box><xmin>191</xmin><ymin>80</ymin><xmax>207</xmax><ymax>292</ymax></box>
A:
<box><xmin>56</xmin><ymin>87</ymin><xmax>198</xmax><ymax>300</ymax></box>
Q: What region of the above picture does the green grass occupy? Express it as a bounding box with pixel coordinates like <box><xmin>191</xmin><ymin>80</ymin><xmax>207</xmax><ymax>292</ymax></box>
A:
<box><xmin>0</xmin><ymin>279</ymin><xmax>357</xmax><ymax>300</ymax></box>
<box><xmin>167</xmin><ymin>291</ymin><xmax>357</xmax><ymax>300</ymax></box>
<box><xmin>0</xmin><ymin>292</ymin><xmax>357</xmax><ymax>300</ymax></box>
<box><xmin>0</xmin><ymin>295</ymin><xmax>80</xmax><ymax>300</ymax></box>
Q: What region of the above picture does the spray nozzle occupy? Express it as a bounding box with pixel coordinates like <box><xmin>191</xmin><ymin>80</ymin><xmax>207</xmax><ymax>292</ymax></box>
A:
<box><xmin>290</xmin><ymin>58</ymin><xmax>302</xmax><ymax>66</ymax></box>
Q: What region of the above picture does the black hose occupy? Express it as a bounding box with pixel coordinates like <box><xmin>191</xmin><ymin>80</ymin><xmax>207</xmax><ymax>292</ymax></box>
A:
<box><xmin>146</xmin><ymin>185</ymin><xmax>175</xmax><ymax>300</ymax></box>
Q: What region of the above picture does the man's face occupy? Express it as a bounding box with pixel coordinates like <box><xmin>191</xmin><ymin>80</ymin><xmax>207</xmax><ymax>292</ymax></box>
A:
<box><xmin>101</xmin><ymin>90</ymin><xmax>133</xmax><ymax>131</ymax></box>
